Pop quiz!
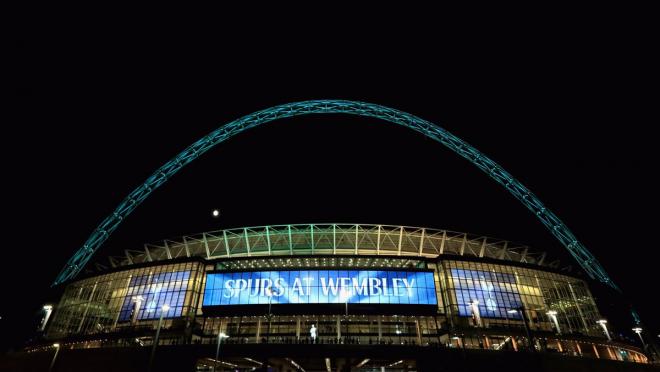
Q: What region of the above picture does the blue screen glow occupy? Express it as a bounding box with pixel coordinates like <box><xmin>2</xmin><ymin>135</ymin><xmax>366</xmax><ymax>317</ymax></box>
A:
<box><xmin>450</xmin><ymin>268</ymin><xmax>522</xmax><ymax>319</ymax></box>
<box><xmin>118</xmin><ymin>270</ymin><xmax>190</xmax><ymax>321</ymax></box>
<box><xmin>203</xmin><ymin>270</ymin><xmax>437</xmax><ymax>306</ymax></box>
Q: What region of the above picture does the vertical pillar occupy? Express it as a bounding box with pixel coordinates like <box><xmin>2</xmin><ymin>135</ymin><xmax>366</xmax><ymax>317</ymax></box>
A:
<box><xmin>255</xmin><ymin>318</ymin><xmax>261</xmax><ymax>342</ymax></box>
<box><xmin>556</xmin><ymin>340</ymin><xmax>563</xmax><ymax>352</ymax></box>
<box><xmin>484</xmin><ymin>335</ymin><xmax>491</xmax><ymax>349</ymax></box>
<box><xmin>337</xmin><ymin>316</ymin><xmax>341</xmax><ymax>340</ymax></box>
<box><xmin>575</xmin><ymin>341</ymin><xmax>582</xmax><ymax>356</ymax></box>
<box><xmin>552</xmin><ymin>281</ymin><xmax>573</xmax><ymax>333</ymax></box>
<box><xmin>77</xmin><ymin>282</ymin><xmax>98</xmax><ymax>333</ymax></box>
<box><xmin>441</xmin><ymin>269</ymin><xmax>455</xmax><ymax>330</ymax></box>
<box><xmin>511</xmin><ymin>337</ymin><xmax>518</xmax><ymax>351</ymax></box>
<box><xmin>616</xmin><ymin>348</ymin><xmax>624</xmax><ymax>361</ymax></box>
<box><xmin>592</xmin><ymin>344</ymin><xmax>600</xmax><ymax>358</ymax></box>
<box><xmin>568</xmin><ymin>283</ymin><xmax>589</xmax><ymax>332</ymax></box>
<box><xmin>296</xmin><ymin>317</ymin><xmax>301</xmax><ymax>341</ymax></box>
<box><xmin>415</xmin><ymin>319</ymin><xmax>422</xmax><ymax>345</ymax></box>
<box><xmin>377</xmin><ymin>317</ymin><xmax>382</xmax><ymax>342</ymax></box>
<box><xmin>606</xmin><ymin>345</ymin><xmax>615</xmax><ymax>360</ymax></box>
<box><xmin>112</xmin><ymin>276</ymin><xmax>133</xmax><ymax>331</ymax></box>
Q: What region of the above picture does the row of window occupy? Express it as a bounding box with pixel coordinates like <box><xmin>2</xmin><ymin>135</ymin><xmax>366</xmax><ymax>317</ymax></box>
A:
<box><xmin>49</xmin><ymin>260</ymin><xmax>600</xmax><ymax>338</ymax></box>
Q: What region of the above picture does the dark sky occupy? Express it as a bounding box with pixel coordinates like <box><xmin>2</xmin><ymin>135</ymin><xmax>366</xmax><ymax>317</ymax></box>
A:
<box><xmin>5</xmin><ymin>20</ymin><xmax>658</xmax><ymax>351</ymax></box>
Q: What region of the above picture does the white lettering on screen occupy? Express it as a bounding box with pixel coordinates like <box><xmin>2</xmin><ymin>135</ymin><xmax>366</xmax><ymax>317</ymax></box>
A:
<box><xmin>221</xmin><ymin>275</ymin><xmax>417</xmax><ymax>298</ymax></box>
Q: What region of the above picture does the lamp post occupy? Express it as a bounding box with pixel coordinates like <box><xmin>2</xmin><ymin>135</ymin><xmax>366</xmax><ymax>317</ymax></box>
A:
<box><xmin>40</xmin><ymin>305</ymin><xmax>53</xmax><ymax>332</ymax></box>
<box><xmin>596</xmin><ymin>319</ymin><xmax>611</xmax><ymax>341</ymax></box>
<box><xmin>546</xmin><ymin>310</ymin><xmax>561</xmax><ymax>335</ymax></box>
<box><xmin>508</xmin><ymin>306</ymin><xmax>534</xmax><ymax>352</ymax></box>
<box><xmin>48</xmin><ymin>343</ymin><xmax>60</xmax><ymax>372</ymax></box>
<box><xmin>632</xmin><ymin>327</ymin><xmax>646</xmax><ymax>348</ymax></box>
<box><xmin>147</xmin><ymin>304</ymin><xmax>170</xmax><ymax>372</ymax></box>
<box><xmin>212</xmin><ymin>332</ymin><xmax>229</xmax><ymax>372</ymax></box>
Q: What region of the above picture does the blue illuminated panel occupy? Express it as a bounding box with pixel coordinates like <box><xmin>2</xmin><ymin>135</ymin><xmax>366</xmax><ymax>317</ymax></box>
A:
<box><xmin>450</xmin><ymin>269</ymin><xmax>522</xmax><ymax>319</ymax></box>
<box><xmin>203</xmin><ymin>270</ymin><xmax>437</xmax><ymax>306</ymax></box>
<box><xmin>118</xmin><ymin>271</ymin><xmax>190</xmax><ymax>321</ymax></box>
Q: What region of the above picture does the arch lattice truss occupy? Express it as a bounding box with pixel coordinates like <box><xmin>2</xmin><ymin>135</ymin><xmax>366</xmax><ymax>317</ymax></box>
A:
<box><xmin>53</xmin><ymin>100</ymin><xmax>617</xmax><ymax>293</ymax></box>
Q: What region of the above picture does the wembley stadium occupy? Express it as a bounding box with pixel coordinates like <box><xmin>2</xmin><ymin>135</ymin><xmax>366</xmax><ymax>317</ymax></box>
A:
<box><xmin>5</xmin><ymin>100</ymin><xmax>657</xmax><ymax>371</ymax></box>
<box><xmin>22</xmin><ymin>225</ymin><xmax>651</xmax><ymax>371</ymax></box>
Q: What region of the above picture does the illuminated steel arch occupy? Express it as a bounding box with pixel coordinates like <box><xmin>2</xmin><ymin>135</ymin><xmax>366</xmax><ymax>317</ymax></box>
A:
<box><xmin>53</xmin><ymin>100</ymin><xmax>618</xmax><ymax>293</ymax></box>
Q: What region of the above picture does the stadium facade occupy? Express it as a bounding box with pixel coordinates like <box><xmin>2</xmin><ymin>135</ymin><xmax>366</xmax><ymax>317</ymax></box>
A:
<box><xmin>31</xmin><ymin>224</ymin><xmax>648</xmax><ymax>370</ymax></box>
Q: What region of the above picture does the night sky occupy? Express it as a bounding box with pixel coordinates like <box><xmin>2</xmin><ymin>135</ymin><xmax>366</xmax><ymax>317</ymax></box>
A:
<box><xmin>5</xmin><ymin>22</ymin><xmax>658</xmax><ymax>352</ymax></box>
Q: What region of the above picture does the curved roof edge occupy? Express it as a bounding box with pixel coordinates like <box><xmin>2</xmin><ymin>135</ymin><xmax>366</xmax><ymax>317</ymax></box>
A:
<box><xmin>91</xmin><ymin>224</ymin><xmax>563</xmax><ymax>273</ymax></box>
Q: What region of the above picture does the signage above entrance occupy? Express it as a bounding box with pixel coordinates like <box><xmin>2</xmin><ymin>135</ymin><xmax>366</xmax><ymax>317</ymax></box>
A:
<box><xmin>202</xmin><ymin>270</ymin><xmax>437</xmax><ymax>306</ymax></box>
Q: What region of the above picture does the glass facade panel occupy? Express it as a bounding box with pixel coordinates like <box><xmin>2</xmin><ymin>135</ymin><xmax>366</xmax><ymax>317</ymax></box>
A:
<box><xmin>439</xmin><ymin>260</ymin><xmax>603</xmax><ymax>336</ymax></box>
<box><xmin>47</xmin><ymin>262</ymin><xmax>204</xmax><ymax>339</ymax></box>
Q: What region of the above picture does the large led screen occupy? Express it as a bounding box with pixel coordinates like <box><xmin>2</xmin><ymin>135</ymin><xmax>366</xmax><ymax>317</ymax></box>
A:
<box><xmin>203</xmin><ymin>270</ymin><xmax>437</xmax><ymax>306</ymax></box>
<box><xmin>450</xmin><ymin>268</ymin><xmax>522</xmax><ymax>319</ymax></box>
<box><xmin>118</xmin><ymin>270</ymin><xmax>191</xmax><ymax>321</ymax></box>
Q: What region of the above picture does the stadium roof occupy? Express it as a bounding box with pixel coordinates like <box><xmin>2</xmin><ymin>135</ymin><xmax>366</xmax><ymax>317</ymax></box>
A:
<box><xmin>89</xmin><ymin>223</ymin><xmax>561</xmax><ymax>273</ymax></box>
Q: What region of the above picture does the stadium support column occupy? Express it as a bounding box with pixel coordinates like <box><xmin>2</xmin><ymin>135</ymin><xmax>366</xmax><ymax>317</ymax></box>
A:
<box><xmin>433</xmin><ymin>316</ymin><xmax>442</xmax><ymax>345</ymax></box>
<box><xmin>77</xmin><ymin>281</ymin><xmax>98</xmax><ymax>333</ymax></box>
<box><xmin>568</xmin><ymin>283</ymin><xmax>589</xmax><ymax>332</ymax></box>
<box><xmin>508</xmin><ymin>307</ymin><xmax>534</xmax><ymax>352</ymax></box>
<box><xmin>510</xmin><ymin>337</ymin><xmax>518</xmax><ymax>351</ymax></box>
<box><xmin>378</xmin><ymin>317</ymin><xmax>382</xmax><ymax>342</ymax></box>
<box><xmin>296</xmin><ymin>317</ymin><xmax>301</xmax><ymax>341</ymax></box>
<box><xmin>112</xmin><ymin>275</ymin><xmax>133</xmax><ymax>330</ymax></box>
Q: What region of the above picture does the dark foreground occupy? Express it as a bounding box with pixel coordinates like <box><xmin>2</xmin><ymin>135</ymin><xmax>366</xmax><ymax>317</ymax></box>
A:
<box><xmin>2</xmin><ymin>343</ymin><xmax>657</xmax><ymax>372</ymax></box>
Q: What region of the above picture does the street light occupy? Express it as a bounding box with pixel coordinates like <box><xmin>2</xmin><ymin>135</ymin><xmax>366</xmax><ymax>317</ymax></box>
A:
<box><xmin>596</xmin><ymin>319</ymin><xmax>611</xmax><ymax>341</ymax></box>
<box><xmin>632</xmin><ymin>327</ymin><xmax>646</xmax><ymax>347</ymax></box>
<box><xmin>212</xmin><ymin>209</ymin><xmax>220</xmax><ymax>218</ymax></box>
<box><xmin>508</xmin><ymin>306</ymin><xmax>534</xmax><ymax>352</ymax></box>
<box><xmin>40</xmin><ymin>305</ymin><xmax>53</xmax><ymax>332</ymax></box>
<box><xmin>546</xmin><ymin>310</ymin><xmax>561</xmax><ymax>335</ymax></box>
<box><xmin>48</xmin><ymin>343</ymin><xmax>60</xmax><ymax>372</ymax></box>
<box><xmin>147</xmin><ymin>304</ymin><xmax>170</xmax><ymax>372</ymax></box>
<box><xmin>212</xmin><ymin>332</ymin><xmax>229</xmax><ymax>372</ymax></box>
